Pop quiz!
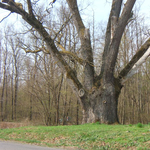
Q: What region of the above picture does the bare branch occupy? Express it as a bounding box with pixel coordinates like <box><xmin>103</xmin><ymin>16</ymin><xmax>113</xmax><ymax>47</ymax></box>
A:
<box><xmin>0</xmin><ymin>2</ymin><xmax>20</xmax><ymax>14</ymax></box>
<box><xmin>67</xmin><ymin>0</ymin><xmax>94</xmax><ymax>89</ymax></box>
<box><xmin>27</xmin><ymin>0</ymin><xmax>34</xmax><ymax>17</ymax></box>
<box><xmin>53</xmin><ymin>15</ymin><xmax>73</xmax><ymax>41</ymax></box>
<box><xmin>66</xmin><ymin>0</ymin><xmax>85</xmax><ymax>38</ymax></box>
<box><xmin>57</xmin><ymin>43</ymin><xmax>84</xmax><ymax>65</ymax></box>
<box><xmin>102</xmin><ymin>0</ymin><xmax>136</xmax><ymax>82</ymax></box>
<box><xmin>26</xmin><ymin>49</ymin><xmax>42</xmax><ymax>53</ymax></box>
<box><xmin>21</xmin><ymin>46</ymin><xmax>49</xmax><ymax>54</ymax></box>
<box><xmin>100</xmin><ymin>0</ymin><xmax>123</xmax><ymax>77</ymax></box>
<box><xmin>0</xmin><ymin>1</ymin><xmax>83</xmax><ymax>91</ymax></box>
<box><xmin>121</xmin><ymin>47</ymin><xmax>150</xmax><ymax>83</ymax></box>
<box><xmin>0</xmin><ymin>12</ymin><xmax>11</xmax><ymax>23</ymax></box>
<box><xmin>118</xmin><ymin>38</ymin><xmax>150</xmax><ymax>80</ymax></box>
<box><xmin>49</xmin><ymin>0</ymin><xmax>56</xmax><ymax>6</ymax></box>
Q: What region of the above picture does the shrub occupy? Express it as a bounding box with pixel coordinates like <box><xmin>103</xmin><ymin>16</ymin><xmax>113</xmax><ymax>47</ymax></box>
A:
<box><xmin>92</xmin><ymin>121</ymin><xmax>100</xmax><ymax>125</ymax></box>
<box><xmin>137</xmin><ymin>123</ymin><xmax>143</xmax><ymax>128</ymax></box>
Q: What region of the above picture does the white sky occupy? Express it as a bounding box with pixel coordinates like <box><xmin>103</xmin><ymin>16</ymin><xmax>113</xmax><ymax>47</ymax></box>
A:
<box><xmin>78</xmin><ymin>0</ymin><xmax>150</xmax><ymax>23</ymax></box>
<box><xmin>0</xmin><ymin>0</ymin><xmax>150</xmax><ymax>28</ymax></box>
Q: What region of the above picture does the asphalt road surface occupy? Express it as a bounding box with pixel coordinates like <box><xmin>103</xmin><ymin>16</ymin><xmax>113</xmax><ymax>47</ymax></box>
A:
<box><xmin>0</xmin><ymin>141</ymin><xmax>65</xmax><ymax>150</ymax></box>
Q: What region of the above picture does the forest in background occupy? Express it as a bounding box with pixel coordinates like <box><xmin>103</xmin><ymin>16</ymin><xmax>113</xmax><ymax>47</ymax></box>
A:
<box><xmin>0</xmin><ymin>1</ymin><xmax>150</xmax><ymax>125</ymax></box>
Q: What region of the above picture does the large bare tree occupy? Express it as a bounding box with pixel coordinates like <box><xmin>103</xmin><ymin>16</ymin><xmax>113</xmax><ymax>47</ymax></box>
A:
<box><xmin>0</xmin><ymin>0</ymin><xmax>150</xmax><ymax>124</ymax></box>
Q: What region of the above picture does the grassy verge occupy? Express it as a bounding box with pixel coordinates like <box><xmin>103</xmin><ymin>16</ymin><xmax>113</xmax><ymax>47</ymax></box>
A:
<box><xmin>0</xmin><ymin>123</ymin><xmax>150</xmax><ymax>149</ymax></box>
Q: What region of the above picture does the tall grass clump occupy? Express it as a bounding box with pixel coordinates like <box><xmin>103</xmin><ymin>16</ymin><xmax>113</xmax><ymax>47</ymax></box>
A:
<box><xmin>137</xmin><ymin>123</ymin><xmax>143</xmax><ymax>128</ymax></box>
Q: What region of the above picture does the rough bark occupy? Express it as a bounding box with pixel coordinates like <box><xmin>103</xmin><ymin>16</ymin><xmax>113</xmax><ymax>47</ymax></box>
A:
<box><xmin>81</xmin><ymin>78</ymin><xmax>122</xmax><ymax>124</ymax></box>
<box><xmin>103</xmin><ymin>0</ymin><xmax>136</xmax><ymax>82</ymax></box>
<box><xmin>100</xmin><ymin>0</ymin><xmax>123</xmax><ymax>77</ymax></box>
<box><xmin>67</xmin><ymin>0</ymin><xmax>94</xmax><ymax>90</ymax></box>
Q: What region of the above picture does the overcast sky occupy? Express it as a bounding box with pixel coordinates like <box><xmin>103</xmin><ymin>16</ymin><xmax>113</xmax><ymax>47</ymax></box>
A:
<box><xmin>0</xmin><ymin>0</ymin><xmax>150</xmax><ymax>27</ymax></box>
<box><xmin>79</xmin><ymin>0</ymin><xmax>150</xmax><ymax>23</ymax></box>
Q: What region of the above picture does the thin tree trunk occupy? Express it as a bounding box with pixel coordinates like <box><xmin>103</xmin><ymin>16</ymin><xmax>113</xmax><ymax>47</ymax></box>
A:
<box><xmin>56</xmin><ymin>74</ymin><xmax>63</xmax><ymax>125</ymax></box>
<box><xmin>4</xmin><ymin>75</ymin><xmax>8</xmax><ymax>120</ymax></box>
<box><xmin>14</xmin><ymin>73</ymin><xmax>18</xmax><ymax>120</ymax></box>
<box><xmin>11</xmin><ymin>72</ymin><xmax>14</xmax><ymax>121</ymax></box>
<box><xmin>1</xmin><ymin>75</ymin><xmax>5</xmax><ymax>121</ymax></box>
<box><xmin>1</xmin><ymin>48</ymin><xmax>8</xmax><ymax>121</ymax></box>
<box><xmin>63</xmin><ymin>82</ymin><xmax>67</xmax><ymax>125</ymax></box>
<box><xmin>76</xmin><ymin>99</ymin><xmax>79</xmax><ymax>125</ymax></box>
<box><xmin>29</xmin><ymin>94</ymin><xmax>32</xmax><ymax>121</ymax></box>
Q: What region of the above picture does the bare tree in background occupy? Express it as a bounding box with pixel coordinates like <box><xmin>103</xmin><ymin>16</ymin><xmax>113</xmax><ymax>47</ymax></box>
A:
<box><xmin>1</xmin><ymin>0</ymin><xmax>150</xmax><ymax>124</ymax></box>
<box><xmin>0</xmin><ymin>31</ymin><xmax>10</xmax><ymax>121</ymax></box>
<box><xmin>0</xmin><ymin>41</ymin><xmax>7</xmax><ymax>121</ymax></box>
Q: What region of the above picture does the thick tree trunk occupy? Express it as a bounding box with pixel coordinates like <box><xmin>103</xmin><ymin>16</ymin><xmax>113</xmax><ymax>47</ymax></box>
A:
<box><xmin>81</xmin><ymin>80</ymin><xmax>122</xmax><ymax>124</ymax></box>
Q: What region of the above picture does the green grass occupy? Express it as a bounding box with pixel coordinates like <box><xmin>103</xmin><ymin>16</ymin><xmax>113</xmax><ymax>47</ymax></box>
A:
<box><xmin>0</xmin><ymin>123</ymin><xmax>150</xmax><ymax>149</ymax></box>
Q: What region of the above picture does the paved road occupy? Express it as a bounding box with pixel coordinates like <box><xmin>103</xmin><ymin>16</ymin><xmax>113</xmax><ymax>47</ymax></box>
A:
<box><xmin>0</xmin><ymin>141</ymin><xmax>64</xmax><ymax>150</ymax></box>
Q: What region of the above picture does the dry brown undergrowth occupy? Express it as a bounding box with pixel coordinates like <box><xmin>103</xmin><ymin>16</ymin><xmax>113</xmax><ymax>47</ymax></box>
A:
<box><xmin>0</xmin><ymin>118</ymin><xmax>30</xmax><ymax>129</ymax></box>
